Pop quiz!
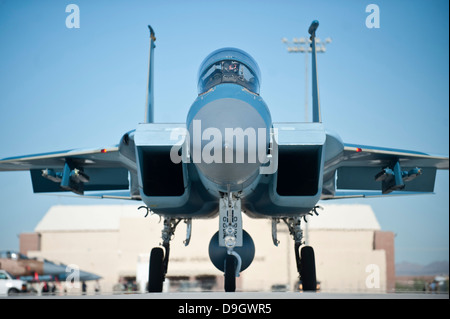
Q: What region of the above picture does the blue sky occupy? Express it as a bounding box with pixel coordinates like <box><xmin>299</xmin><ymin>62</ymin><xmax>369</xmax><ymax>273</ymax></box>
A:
<box><xmin>0</xmin><ymin>0</ymin><xmax>448</xmax><ymax>266</ymax></box>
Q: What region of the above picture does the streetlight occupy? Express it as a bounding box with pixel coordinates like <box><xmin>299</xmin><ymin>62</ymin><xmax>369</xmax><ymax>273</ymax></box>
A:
<box><xmin>282</xmin><ymin>36</ymin><xmax>332</xmax><ymax>121</ymax></box>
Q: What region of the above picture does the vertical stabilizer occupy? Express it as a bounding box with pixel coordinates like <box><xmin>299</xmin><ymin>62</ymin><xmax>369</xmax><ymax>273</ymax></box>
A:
<box><xmin>145</xmin><ymin>25</ymin><xmax>156</xmax><ymax>123</ymax></box>
<box><xmin>309</xmin><ymin>20</ymin><xmax>321</xmax><ymax>123</ymax></box>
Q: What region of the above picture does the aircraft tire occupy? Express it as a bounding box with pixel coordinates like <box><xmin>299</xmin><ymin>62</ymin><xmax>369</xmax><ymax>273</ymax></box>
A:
<box><xmin>300</xmin><ymin>246</ymin><xmax>317</xmax><ymax>291</ymax></box>
<box><xmin>224</xmin><ymin>254</ymin><xmax>236</xmax><ymax>292</ymax></box>
<box><xmin>8</xmin><ymin>288</ymin><xmax>20</xmax><ymax>296</ymax></box>
<box><xmin>148</xmin><ymin>247</ymin><xmax>164</xmax><ymax>292</ymax></box>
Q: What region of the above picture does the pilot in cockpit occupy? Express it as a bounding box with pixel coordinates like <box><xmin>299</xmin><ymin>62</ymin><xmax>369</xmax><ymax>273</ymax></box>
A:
<box><xmin>197</xmin><ymin>48</ymin><xmax>261</xmax><ymax>96</ymax></box>
<box><xmin>223</xmin><ymin>61</ymin><xmax>239</xmax><ymax>73</ymax></box>
<box><xmin>199</xmin><ymin>60</ymin><xmax>258</xmax><ymax>95</ymax></box>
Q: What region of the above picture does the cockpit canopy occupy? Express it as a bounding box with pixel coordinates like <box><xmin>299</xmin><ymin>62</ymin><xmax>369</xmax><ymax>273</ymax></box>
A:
<box><xmin>197</xmin><ymin>48</ymin><xmax>261</xmax><ymax>95</ymax></box>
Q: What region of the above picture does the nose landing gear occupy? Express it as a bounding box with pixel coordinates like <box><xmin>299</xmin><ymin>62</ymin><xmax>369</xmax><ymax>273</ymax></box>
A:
<box><xmin>220</xmin><ymin>193</ymin><xmax>243</xmax><ymax>292</ymax></box>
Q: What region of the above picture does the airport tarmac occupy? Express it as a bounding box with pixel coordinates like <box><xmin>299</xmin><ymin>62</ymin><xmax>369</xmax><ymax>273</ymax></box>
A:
<box><xmin>5</xmin><ymin>291</ymin><xmax>449</xmax><ymax>299</ymax></box>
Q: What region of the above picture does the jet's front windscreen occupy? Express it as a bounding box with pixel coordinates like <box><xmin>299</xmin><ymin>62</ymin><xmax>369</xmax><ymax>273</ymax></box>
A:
<box><xmin>197</xmin><ymin>48</ymin><xmax>261</xmax><ymax>95</ymax></box>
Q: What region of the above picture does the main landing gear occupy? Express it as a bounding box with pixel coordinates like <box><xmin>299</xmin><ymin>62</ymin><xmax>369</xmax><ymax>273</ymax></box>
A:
<box><xmin>146</xmin><ymin>205</ymin><xmax>317</xmax><ymax>293</ymax></box>
<box><xmin>273</xmin><ymin>216</ymin><xmax>317</xmax><ymax>291</ymax></box>
<box><xmin>147</xmin><ymin>217</ymin><xmax>192</xmax><ymax>292</ymax></box>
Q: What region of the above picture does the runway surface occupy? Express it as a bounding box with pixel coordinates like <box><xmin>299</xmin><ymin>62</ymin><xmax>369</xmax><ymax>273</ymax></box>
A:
<box><xmin>6</xmin><ymin>291</ymin><xmax>449</xmax><ymax>299</ymax></box>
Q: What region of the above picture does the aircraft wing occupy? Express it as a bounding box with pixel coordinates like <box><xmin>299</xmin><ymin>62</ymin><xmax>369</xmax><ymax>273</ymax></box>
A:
<box><xmin>323</xmin><ymin>143</ymin><xmax>449</xmax><ymax>199</ymax></box>
<box><xmin>0</xmin><ymin>146</ymin><xmax>136</xmax><ymax>198</ymax></box>
<box><xmin>0</xmin><ymin>146</ymin><xmax>122</xmax><ymax>171</ymax></box>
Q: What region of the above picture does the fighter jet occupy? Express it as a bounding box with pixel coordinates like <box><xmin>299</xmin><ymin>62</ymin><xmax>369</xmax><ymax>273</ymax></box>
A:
<box><xmin>0</xmin><ymin>251</ymin><xmax>101</xmax><ymax>282</ymax></box>
<box><xmin>0</xmin><ymin>21</ymin><xmax>448</xmax><ymax>292</ymax></box>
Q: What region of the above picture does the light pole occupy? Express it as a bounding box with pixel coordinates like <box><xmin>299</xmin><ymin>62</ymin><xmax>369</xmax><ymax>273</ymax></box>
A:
<box><xmin>282</xmin><ymin>36</ymin><xmax>331</xmax><ymax>122</ymax></box>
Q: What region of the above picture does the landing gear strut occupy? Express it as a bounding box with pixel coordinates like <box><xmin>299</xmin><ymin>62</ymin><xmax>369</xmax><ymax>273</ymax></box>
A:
<box><xmin>219</xmin><ymin>193</ymin><xmax>243</xmax><ymax>292</ymax></box>
<box><xmin>148</xmin><ymin>217</ymin><xmax>190</xmax><ymax>292</ymax></box>
<box><xmin>274</xmin><ymin>216</ymin><xmax>317</xmax><ymax>291</ymax></box>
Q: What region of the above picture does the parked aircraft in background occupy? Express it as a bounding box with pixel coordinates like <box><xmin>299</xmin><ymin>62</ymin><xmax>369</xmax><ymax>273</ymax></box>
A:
<box><xmin>0</xmin><ymin>251</ymin><xmax>101</xmax><ymax>282</ymax></box>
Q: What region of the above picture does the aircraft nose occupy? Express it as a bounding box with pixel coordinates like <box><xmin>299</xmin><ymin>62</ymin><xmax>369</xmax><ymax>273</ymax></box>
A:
<box><xmin>78</xmin><ymin>270</ymin><xmax>102</xmax><ymax>281</ymax></box>
<box><xmin>188</xmin><ymin>97</ymin><xmax>270</xmax><ymax>191</ymax></box>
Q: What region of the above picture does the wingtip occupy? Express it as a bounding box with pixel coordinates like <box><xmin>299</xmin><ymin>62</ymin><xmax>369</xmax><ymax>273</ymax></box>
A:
<box><xmin>148</xmin><ymin>25</ymin><xmax>156</xmax><ymax>41</ymax></box>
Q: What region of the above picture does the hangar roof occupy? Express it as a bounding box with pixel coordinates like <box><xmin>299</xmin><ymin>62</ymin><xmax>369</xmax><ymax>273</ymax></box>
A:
<box><xmin>34</xmin><ymin>204</ymin><xmax>381</xmax><ymax>232</ymax></box>
<box><xmin>35</xmin><ymin>205</ymin><xmax>143</xmax><ymax>232</ymax></box>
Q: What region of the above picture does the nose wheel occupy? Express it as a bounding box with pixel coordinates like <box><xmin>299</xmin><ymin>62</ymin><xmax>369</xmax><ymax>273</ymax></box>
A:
<box><xmin>224</xmin><ymin>254</ymin><xmax>237</xmax><ymax>292</ymax></box>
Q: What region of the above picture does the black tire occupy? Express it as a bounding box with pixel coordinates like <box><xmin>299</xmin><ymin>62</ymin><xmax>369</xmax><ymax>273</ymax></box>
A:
<box><xmin>224</xmin><ymin>255</ymin><xmax>236</xmax><ymax>292</ymax></box>
<box><xmin>300</xmin><ymin>246</ymin><xmax>317</xmax><ymax>291</ymax></box>
<box><xmin>148</xmin><ymin>247</ymin><xmax>164</xmax><ymax>292</ymax></box>
<box><xmin>8</xmin><ymin>288</ymin><xmax>20</xmax><ymax>296</ymax></box>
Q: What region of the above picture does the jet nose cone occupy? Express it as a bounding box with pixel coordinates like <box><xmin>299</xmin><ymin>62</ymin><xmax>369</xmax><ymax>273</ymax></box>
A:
<box><xmin>188</xmin><ymin>97</ymin><xmax>270</xmax><ymax>191</ymax></box>
<box><xmin>79</xmin><ymin>270</ymin><xmax>102</xmax><ymax>281</ymax></box>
